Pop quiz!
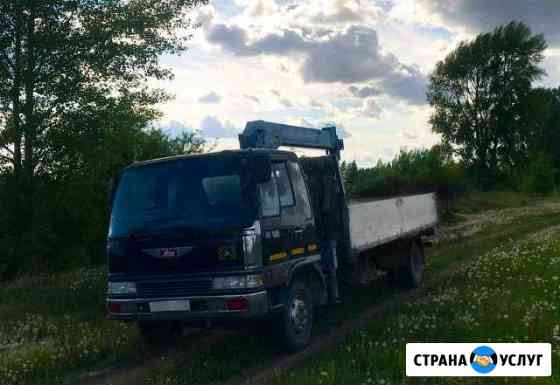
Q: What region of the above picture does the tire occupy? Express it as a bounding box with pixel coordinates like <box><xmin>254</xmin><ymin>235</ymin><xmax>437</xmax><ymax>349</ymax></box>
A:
<box><xmin>277</xmin><ymin>279</ymin><xmax>314</xmax><ymax>352</ymax></box>
<box><xmin>138</xmin><ymin>321</ymin><xmax>182</xmax><ymax>347</ymax></box>
<box><xmin>398</xmin><ymin>241</ymin><xmax>424</xmax><ymax>289</ymax></box>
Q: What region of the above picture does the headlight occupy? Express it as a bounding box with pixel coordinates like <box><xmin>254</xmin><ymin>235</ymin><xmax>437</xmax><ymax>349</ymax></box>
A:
<box><xmin>213</xmin><ymin>274</ymin><xmax>263</xmax><ymax>290</ymax></box>
<box><xmin>213</xmin><ymin>276</ymin><xmax>245</xmax><ymax>290</ymax></box>
<box><xmin>108</xmin><ymin>281</ymin><xmax>137</xmax><ymax>295</ymax></box>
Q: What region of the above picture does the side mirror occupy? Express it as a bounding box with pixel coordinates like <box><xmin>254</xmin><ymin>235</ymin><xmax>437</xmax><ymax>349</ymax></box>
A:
<box><xmin>254</xmin><ymin>156</ymin><xmax>272</xmax><ymax>183</ymax></box>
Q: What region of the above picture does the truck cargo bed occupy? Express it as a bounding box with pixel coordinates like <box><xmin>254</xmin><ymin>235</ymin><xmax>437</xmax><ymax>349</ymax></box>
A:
<box><xmin>348</xmin><ymin>193</ymin><xmax>437</xmax><ymax>254</ymax></box>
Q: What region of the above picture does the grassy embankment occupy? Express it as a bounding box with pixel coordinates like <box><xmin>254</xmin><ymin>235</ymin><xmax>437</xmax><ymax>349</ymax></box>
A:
<box><xmin>0</xmin><ymin>191</ymin><xmax>558</xmax><ymax>385</ymax></box>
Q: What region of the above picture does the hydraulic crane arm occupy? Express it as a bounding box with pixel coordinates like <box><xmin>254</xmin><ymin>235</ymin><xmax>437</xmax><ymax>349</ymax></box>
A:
<box><xmin>238</xmin><ymin>120</ymin><xmax>344</xmax><ymax>159</ymax></box>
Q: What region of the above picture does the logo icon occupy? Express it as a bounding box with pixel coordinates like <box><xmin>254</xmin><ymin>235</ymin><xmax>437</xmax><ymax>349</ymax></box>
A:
<box><xmin>143</xmin><ymin>246</ymin><xmax>194</xmax><ymax>259</ymax></box>
<box><xmin>160</xmin><ymin>248</ymin><xmax>177</xmax><ymax>258</ymax></box>
<box><xmin>470</xmin><ymin>346</ymin><xmax>497</xmax><ymax>374</ymax></box>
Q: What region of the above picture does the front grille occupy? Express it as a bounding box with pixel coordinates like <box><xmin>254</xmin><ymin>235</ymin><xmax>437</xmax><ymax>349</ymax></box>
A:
<box><xmin>137</xmin><ymin>279</ymin><xmax>213</xmax><ymax>298</ymax></box>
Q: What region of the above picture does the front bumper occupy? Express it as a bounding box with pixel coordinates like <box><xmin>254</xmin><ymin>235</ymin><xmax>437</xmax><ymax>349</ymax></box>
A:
<box><xmin>107</xmin><ymin>291</ymin><xmax>269</xmax><ymax>321</ymax></box>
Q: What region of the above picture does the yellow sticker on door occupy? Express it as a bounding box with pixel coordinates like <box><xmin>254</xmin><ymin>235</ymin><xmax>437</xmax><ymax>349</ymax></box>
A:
<box><xmin>269</xmin><ymin>252</ymin><xmax>287</xmax><ymax>262</ymax></box>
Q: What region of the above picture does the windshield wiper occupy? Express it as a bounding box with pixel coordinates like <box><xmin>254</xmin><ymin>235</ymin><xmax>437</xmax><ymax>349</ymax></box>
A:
<box><xmin>120</xmin><ymin>224</ymin><xmax>205</xmax><ymax>241</ymax></box>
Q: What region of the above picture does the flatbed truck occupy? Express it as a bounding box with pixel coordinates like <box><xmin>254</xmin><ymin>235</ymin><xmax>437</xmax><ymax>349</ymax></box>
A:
<box><xmin>106</xmin><ymin>121</ymin><xmax>437</xmax><ymax>351</ymax></box>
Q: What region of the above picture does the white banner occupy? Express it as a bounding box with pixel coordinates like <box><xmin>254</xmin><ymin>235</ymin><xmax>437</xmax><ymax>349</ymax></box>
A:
<box><xmin>406</xmin><ymin>343</ymin><xmax>551</xmax><ymax>377</ymax></box>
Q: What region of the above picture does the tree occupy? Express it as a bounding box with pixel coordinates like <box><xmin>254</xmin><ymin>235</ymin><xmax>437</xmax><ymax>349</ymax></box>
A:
<box><xmin>342</xmin><ymin>160</ymin><xmax>358</xmax><ymax>196</ymax></box>
<box><xmin>0</xmin><ymin>0</ymin><xmax>207</xmax><ymax>276</ymax></box>
<box><xmin>428</xmin><ymin>21</ymin><xmax>547</xmax><ymax>181</ymax></box>
<box><xmin>0</xmin><ymin>0</ymin><xmax>206</xmax><ymax>182</ymax></box>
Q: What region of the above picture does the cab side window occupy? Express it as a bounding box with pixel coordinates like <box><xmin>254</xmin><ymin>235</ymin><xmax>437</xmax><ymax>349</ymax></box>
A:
<box><xmin>258</xmin><ymin>162</ymin><xmax>297</xmax><ymax>218</ymax></box>
<box><xmin>288</xmin><ymin>161</ymin><xmax>312</xmax><ymax>219</ymax></box>
<box><xmin>272</xmin><ymin>163</ymin><xmax>295</xmax><ymax>208</ymax></box>
<box><xmin>258</xmin><ymin>170</ymin><xmax>280</xmax><ymax>217</ymax></box>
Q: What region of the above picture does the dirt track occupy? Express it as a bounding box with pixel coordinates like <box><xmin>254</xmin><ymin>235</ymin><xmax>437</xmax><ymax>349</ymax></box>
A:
<box><xmin>439</xmin><ymin>201</ymin><xmax>560</xmax><ymax>241</ymax></box>
<box><xmin>79</xmin><ymin>266</ymin><xmax>458</xmax><ymax>385</ymax></box>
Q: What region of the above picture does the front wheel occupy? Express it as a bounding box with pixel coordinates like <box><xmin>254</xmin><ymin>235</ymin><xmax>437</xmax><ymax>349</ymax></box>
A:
<box><xmin>278</xmin><ymin>279</ymin><xmax>313</xmax><ymax>352</ymax></box>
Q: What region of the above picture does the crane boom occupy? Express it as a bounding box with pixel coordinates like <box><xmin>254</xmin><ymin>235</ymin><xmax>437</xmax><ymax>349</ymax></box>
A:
<box><xmin>238</xmin><ymin>120</ymin><xmax>344</xmax><ymax>159</ymax></box>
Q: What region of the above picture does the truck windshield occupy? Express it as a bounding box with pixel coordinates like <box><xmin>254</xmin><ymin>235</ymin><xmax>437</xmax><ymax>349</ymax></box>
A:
<box><xmin>108</xmin><ymin>157</ymin><xmax>254</xmax><ymax>239</ymax></box>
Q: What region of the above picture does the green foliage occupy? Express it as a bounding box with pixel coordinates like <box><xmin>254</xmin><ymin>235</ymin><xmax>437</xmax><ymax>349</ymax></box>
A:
<box><xmin>0</xmin><ymin>0</ymin><xmax>208</xmax><ymax>278</ymax></box>
<box><xmin>0</xmin><ymin>124</ymin><xmax>204</xmax><ymax>278</ymax></box>
<box><xmin>340</xmin><ymin>160</ymin><xmax>359</xmax><ymax>196</ymax></box>
<box><xmin>518</xmin><ymin>152</ymin><xmax>557</xmax><ymax>195</ymax></box>
<box><xmin>428</xmin><ymin>21</ymin><xmax>547</xmax><ymax>178</ymax></box>
<box><xmin>341</xmin><ymin>146</ymin><xmax>465</xmax><ymax>200</ymax></box>
<box><xmin>0</xmin><ymin>0</ymin><xmax>207</xmax><ymax>178</ymax></box>
<box><xmin>523</xmin><ymin>87</ymin><xmax>560</xmax><ymax>174</ymax></box>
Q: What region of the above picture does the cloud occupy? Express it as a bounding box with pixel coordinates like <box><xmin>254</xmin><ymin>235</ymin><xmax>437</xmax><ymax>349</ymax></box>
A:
<box><xmin>207</xmin><ymin>24</ymin><xmax>428</xmax><ymax>105</ymax></box>
<box><xmin>359</xmin><ymin>98</ymin><xmax>383</xmax><ymax>118</ymax></box>
<box><xmin>154</xmin><ymin>120</ymin><xmax>193</xmax><ymax>137</ymax></box>
<box><xmin>270</xmin><ymin>89</ymin><xmax>281</xmax><ymax>97</ymax></box>
<box><xmin>206</xmin><ymin>24</ymin><xmax>251</xmax><ymax>55</ymax></box>
<box><xmin>418</xmin><ymin>0</ymin><xmax>560</xmax><ymax>46</ymax></box>
<box><xmin>242</xmin><ymin>0</ymin><xmax>279</xmax><ymax>18</ymax></box>
<box><xmin>379</xmin><ymin>65</ymin><xmax>428</xmax><ymax>105</ymax></box>
<box><xmin>348</xmin><ymin>65</ymin><xmax>427</xmax><ymax>105</ymax></box>
<box><xmin>207</xmin><ymin>24</ymin><xmax>307</xmax><ymax>57</ymax></box>
<box><xmin>193</xmin><ymin>5</ymin><xmax>216</xmax><ymax>31</ymax></box>
<box><xmin>333</xmin><ymin>123</ymin><xmax>351</xmax><ymax>138</ymax></box>
<box><xmin>244</xmin><ymin>94</ymin><xmax>261</xmax><ymax>104</ymax></box>
<box><xmin>300</xmin><ymin>26</ymin><xmax>398</xmax><ymax>83</ymax></box>
<box><xmin>349</xmin><ymin>85</ymin><xmax>380</xmax><ymax>98</ymax></box>
<box><xmin>402</xmin><ymin>129</ymin><xmax>419</xmax><ymax>140</ymax></box>
<box><xmin>310</xmin><ymin>0</ymin><xmax>383</xmax><ymax>24</ymax></box>
<box><xmin>280</xmin><ymin>99</ymin><xmax>294</xmax><ymax>108</ymax></box>
<box><xmin>198</xmin><ymin>91</ymin><xmax>222</xmax><ymax>104</ymax></box>
<box><xmin>199</xmin><ymin>116</ymin><xmax>239</xmax><ymax>138</ymax></box>
<box><xmin>310</xmin><ymin>99</ymin><xmax>325</xmax><ymax>108</ymax></box>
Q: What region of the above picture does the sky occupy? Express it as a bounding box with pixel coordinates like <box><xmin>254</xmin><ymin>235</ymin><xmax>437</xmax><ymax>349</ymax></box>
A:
<box><xmin>154</xmin><ymin>0</ymin><xmax>560</xmax><ymax>166</ymax></box>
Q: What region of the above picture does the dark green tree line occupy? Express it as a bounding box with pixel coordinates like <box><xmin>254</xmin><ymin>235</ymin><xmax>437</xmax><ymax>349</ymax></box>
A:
<box><xmin>341</xmin><ymin>146</ymin><xmax>465</xmax><ymax>201</ymax></box>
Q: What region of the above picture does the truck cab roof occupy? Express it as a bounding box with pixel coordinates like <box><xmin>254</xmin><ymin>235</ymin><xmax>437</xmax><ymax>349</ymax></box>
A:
<box><xmin>126</xmin><ymin>148</ymin><xmax>298</xmax><ymax>170</ymax></box>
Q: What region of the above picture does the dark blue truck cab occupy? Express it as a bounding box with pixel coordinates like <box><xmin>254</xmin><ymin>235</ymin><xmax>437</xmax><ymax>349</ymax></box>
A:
<box><xmin>107</xmin><ymin>148</ymin><xmax>330</xmax><ymax>351</ymax></box>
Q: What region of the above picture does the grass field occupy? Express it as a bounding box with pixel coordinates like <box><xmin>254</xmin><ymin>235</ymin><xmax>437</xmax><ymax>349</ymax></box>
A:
<box><xmin>0</xmin><ymin>268</ymin><xmax>140</xmax><ymax>385</ymax></box>
<box><xmin>0</xmin><ymin>191</ymin><xmax>559</xmax><ymax>385</ymax></box>
<box><xmin>270</xmin><ymin>225</ymin><xmax>560</xmax><ymax>385</ymax></box>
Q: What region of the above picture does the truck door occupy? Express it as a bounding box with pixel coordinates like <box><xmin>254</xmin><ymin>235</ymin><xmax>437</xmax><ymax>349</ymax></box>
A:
<box><xmin>287</xmin><ymin>161</ymin><xmax>317</xmax><ymax>258</ymax></box>
<box><xmin>258</xmin><ymin>161</ymin><xmax>317</xmax><ymax>271</ymax></box>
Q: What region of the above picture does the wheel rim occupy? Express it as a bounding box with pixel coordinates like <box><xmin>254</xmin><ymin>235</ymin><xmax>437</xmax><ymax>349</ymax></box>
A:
<box><xmin>289</xmin><ymin>294</ymin><xmax>309</xmax><ymax>335</ymax></box>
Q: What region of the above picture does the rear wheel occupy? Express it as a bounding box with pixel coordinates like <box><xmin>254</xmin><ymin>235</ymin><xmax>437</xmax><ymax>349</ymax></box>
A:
<box><xmin>398</xmin><ymin>241</ymin><xmax>424</xmax><ymax>288</ymax></box>
<box><xmin>277</xmin><ymin>279</ymin><xmax>313</xmax><ymax>352</ymax></box>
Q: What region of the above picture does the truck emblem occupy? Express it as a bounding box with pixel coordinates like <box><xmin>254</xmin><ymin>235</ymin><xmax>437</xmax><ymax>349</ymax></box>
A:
<box><xmin>142</xmin><ymin>247</ymin><xmax>194</xmax><ymax>259</ymax></box>
<box><xmin>161</xmin><ymin>248</ymin><xmax>177</xmax><ymax>258</ymax></box>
